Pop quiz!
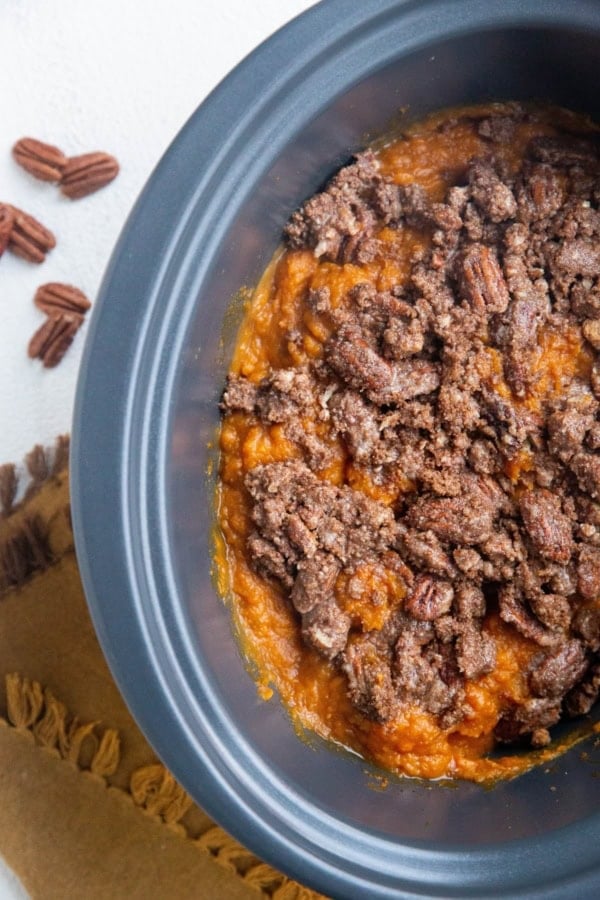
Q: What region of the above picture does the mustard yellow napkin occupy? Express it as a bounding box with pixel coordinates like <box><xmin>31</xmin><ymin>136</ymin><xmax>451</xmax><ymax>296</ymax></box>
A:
<box><xmin>0</xmin><ymin>439</ymin><xmax>324</xmax><ymax>900</ymax></box>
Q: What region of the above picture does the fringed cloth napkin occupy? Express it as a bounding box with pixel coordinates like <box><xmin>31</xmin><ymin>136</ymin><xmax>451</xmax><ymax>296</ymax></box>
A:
<box><xmin>0</xmin><ymin>438</ymin><xmax>325</xmax><ymax>900</ymax></box>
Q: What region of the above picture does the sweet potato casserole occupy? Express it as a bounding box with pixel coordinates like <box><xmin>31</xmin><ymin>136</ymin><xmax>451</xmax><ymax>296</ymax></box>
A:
<box><xmin>216</xmin><ymin>103</ymin><xmax>600</xmax><ymax>782</ymax></box>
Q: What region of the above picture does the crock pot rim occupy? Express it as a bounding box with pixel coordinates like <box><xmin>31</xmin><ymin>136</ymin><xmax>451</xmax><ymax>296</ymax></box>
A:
<box><xmin>71</xmin><ymin>1</ymin><xmax>600</xmax><ymax>896</ymax></box>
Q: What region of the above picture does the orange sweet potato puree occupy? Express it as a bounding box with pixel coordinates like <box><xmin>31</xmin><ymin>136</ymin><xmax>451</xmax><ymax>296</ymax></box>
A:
<box><xmin>215</xmin><ymin>104</ymin><xmax>596</xmax><ymax>783</ymax></box>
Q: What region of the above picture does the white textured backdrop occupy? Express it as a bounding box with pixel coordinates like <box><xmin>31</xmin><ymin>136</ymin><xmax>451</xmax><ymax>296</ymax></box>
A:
<box><xmin>0</xmin><ymin>0</ymin><xmax>316</xmax><ymax>465</ymax></box>
<box><xmin>0</xmin><ymin>2</ymin><xmax>316</xmax><ymax>896</ymax></box>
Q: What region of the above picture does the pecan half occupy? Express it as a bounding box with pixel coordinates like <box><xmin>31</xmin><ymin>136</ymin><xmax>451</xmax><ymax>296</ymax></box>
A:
<box><xmin>34</xmin><ymin>282</ymin><xmax>91</xmax><ymax>319</ymax></box>
<box><xmin>326</xmin><ymin>322</ymin><xmax>440</xmax><ymax>404</ymax></box>
<box><xmin>60</xmin><ymin>151</ymin><xmax>119</xmax><ymax>199</ymax></box>
<box><xmin>28</xmin><ymin>314</ymin><xmax>81</xmax><ymax>368</ymax></box>
<box><xmin>457</xmin><ymin>244</ymin><xmax>510</xmax><ymax>314</ymax></box>
<box><xmin>404</xmin><ymin>574</ymin><xmax>454</xmax><ymax>621</ymax></box>
<box><xmin>528</xmin><ymin>640</ymin><xmax>588</xmax><ymax>699</ymax></box>
<box><xmin>8</xmin><ymin>206</ymin><xmax>56</xmax><ymax>263</ymax></box>
<box><xmin>0</xmin><ymin>203</ymin><xmax>15</xmax><ymax>256</ymax></box>
<box><xmin>519</xmin><ymin>488</ymin><xmax>573</xmax><ymax>564</ymax></box>
<box><xmin>12</xmin><ymin>137</ymin><xmax>67</xmax><ymax>182</ymax></box>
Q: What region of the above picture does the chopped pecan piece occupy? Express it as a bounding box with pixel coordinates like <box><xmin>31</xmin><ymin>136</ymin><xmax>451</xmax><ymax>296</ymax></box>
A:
<box><xmin>501</xmin><ymin>295</ymin><xmax>547</xmax><ymax>398</ymax></box>
<box><xmin>498</xmin><ymin>584</ymin><xmax>557</xmax><ymax>646</ymax></box>
<box><xmin>301</xmin><ymin>596</ymin><xmax>350</xmax><ymax>659</ymax></box>
<box><xmin>495</xmin><ymin>697</ymin><xmax>562</xmax><ymax>744</ymax></box>
<box><xmin>572</xmin><ymin>606</ymin><xmax>600</xmax><ymax>651</ymax></box>
<box><xmin>325</xmin><ymin>323</ymin><xmax>391</xmax><ymax>396</ymax></box>
<box><xmin>406</xmin><ymin>475</ymin><xmax>503</xmax><ymax>545</ymax></box>
<box><xmin>528</xmin><ymin>135</ymin><xmax>599</xmax><ymax>168</ymax></box>
<box><xmin>577</xmin><ymin>545</ymin><xmax>600</xmax><ymax>601</ymax></box>
<box><xmin>528</xmin><ymin>640</ymin><xmax>588</xmax><ymax>699</ymax></box>
<box><xmin>468</xmin><ymin>160</ymin><xmax>517</xmax><ymax>223</ymax></box>
<box><xmin>519</xmin><ymin>489</ymin><xmax>573</xmax><ymax>564</ymax></box>
<box><xmin>400</xmin><ymin>529</ymin><xmax>456</xmax><ymax>577</ymax></box>
<box><xmin>528</xmin><ymin>593</ymin><xmax>571</xmax><ymax>632</ymax></box>
<box><xmin>518</xmin><ymin>163</ymin><xmax>566</xmax><ymax>222</ymax></box>
<box><xmin>326</xmin><ymin>323</ymin><xmax>440</xmax><ymax>404</ymax></box>
<box><xmin>456</xmin><ymin>244</ymin><xmax>510</xmax><ymax>315</ymax></box>
<box><xmin>565</xmin><ymin>660</ymin><xmax>600</xmax><ymax>717</ymax></box>
<box><xmin>456</xmin><ymin>621</ymin><xmax>496</xmax><ymax>679</ymax></box>
<box><xmin>343</xmin><ymin>636</ymin><xmax>396</xmax><ymax>722</ymax></box>
<box><xmin>330</xmin><ymin>390</ymin><xmax>397</xmax><ymax>468</ymax></box>
<box><xmin>291</xmin><ymin>553</ymin><xmax>340</xmax><ymax>614</ymax></box>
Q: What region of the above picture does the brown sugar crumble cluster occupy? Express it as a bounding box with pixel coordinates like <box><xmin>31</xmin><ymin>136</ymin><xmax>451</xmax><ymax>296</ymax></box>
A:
<box><xmin>218</xmin><ymin>103</ymin><xmax>600</xmax><ymax>780</ymax></box>
<box><xmin>2</xmin><ymin>137</ymin><xmax>119</xmax><ymax>367</ymax></box>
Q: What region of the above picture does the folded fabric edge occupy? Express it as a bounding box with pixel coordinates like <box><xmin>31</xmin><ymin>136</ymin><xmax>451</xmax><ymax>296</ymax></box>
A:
<box><xmin>2</xmin><ymin>670</ymin><xmax>324</xmax><ymax>900</ymax></box>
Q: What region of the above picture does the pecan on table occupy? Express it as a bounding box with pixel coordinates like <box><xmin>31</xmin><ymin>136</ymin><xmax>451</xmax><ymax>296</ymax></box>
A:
<box><xmin>8</xmin><ymin>205</ymin><xmax>56</xmax><ymax>263</ymax></box>
<box><xmin>0</xmin><ymin>203</ymin><xmax>15</xmax><ymax>256</ymax></box>
<box><xmin>60</xmin><ymin>151</ymin><xmax>119</xmax><ymax>199</ymax></box>
<box><xmin>28</xmin><ymin>313</ymin><xmax>81</xmax><ymax>368</ymax></box>
<box><xmin>34</xmin><ymin>282</ymin><xmax>91</xmax><ymax>320</ymax></box>
<box><xmin>12</xmin><ymin>137</ymin><xmax>67</xmax><ymax>183</ymax></box>
<box><xmin>404</xmin><ymin>574</ymin><xmax>455</xmax><ymax>621</ymax></box>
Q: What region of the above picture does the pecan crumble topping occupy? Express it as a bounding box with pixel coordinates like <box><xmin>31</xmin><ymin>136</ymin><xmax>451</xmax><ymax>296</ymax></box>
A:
<box><xmin>218</xmin><ymin>103</ymin><xmax>600</xmax><ymax>780</ymax></box>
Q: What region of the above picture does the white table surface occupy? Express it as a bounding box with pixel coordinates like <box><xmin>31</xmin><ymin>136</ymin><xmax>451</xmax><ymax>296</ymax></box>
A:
<box><xmin>0</xmin><ymin>1</ymin><xmax>316</xmax><ymax>896</ymax></box>
<box><xmin>0</xmin><ymin>0</ymin><xmax>316</xmax><ymax>467</ymax></box>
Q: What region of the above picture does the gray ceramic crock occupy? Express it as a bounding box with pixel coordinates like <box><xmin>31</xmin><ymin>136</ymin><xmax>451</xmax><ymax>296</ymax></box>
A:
<box><xmin>71</xmin><ymin>1</ymin><xmax>600</xmax><ymax>896</ymax></box>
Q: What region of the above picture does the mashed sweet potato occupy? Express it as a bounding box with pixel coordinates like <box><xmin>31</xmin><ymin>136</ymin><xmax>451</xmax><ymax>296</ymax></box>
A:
<box><xmin>216</xmin><ymin>103</ymin><xmax>600</xmax><ymax>782</ymax></box>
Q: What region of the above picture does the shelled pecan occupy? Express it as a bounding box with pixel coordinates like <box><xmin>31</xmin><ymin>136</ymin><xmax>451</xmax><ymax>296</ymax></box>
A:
<box><xmin>404</xmin><ymin>574</ymin><xmax>454</xmax><ymax>621</ymax></box>
<box><xmin>457</xmin><ymin>243</ymin><xmax>510</xmax><ymax>314</ymax></box>
<box><xmin>12</xmin><ymin>137</ymin><xmax>67</xmax><ymax>183</ymax></box>
<box><xmin>28</xmin><ymin>313</ymin><xmax>81</xmax><ymax>368</ymax></box>
<box><xmin>60</xmin><ymin>151</ymin><xmax>119</xmax><ymax>199</ymax></box>
<box><xmin>0</xmin><ymin>203</ymin><xmax>15</xmax><ymax>256</ymax></box>
<box><xmin>8</xmin><ymin>206</ymin><xmax>56</xmax><ymax>263</ymax></box>
<box><xmin>34</xmin><ymin>282</ymin><xmax>91</xmax><ymax>319</ymax></box>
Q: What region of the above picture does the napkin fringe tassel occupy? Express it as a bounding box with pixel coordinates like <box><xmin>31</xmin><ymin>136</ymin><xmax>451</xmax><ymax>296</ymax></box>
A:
<box><xmin>0</xmin><ymin>435</ymin><xmax>70</xmax><ymax>592</ymax></box>
<box><xmin>2</xmin><ymin>672</ymin><xmax>323</xmax><ymax>900</ymax></box>
<box><xmin>0</xmin><ymin>434</ymin><xmax>69</xmax><ymax>520</ymax></box>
